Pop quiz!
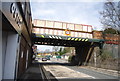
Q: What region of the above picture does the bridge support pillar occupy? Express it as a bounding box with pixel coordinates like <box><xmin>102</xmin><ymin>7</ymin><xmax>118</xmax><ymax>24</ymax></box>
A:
<box><xmin>73</xmin><ymin>42</ymin><xmax>95</xmax><ymax>66</ymax></box>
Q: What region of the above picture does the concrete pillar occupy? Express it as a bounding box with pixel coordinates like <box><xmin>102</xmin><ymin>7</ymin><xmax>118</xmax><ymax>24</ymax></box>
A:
<box><xmin>3</xmin><ymin>32</ymin><xmax>18</xmax><ymax>79</ymax></box>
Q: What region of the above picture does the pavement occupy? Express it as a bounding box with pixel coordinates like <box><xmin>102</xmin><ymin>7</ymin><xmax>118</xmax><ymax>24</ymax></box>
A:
<box><xmin>17</xmin><ymin>63</ymin><xmax>42</xmax><ymax>81</ymax></box>
<box><xmin>39</xmin><ymin>58</ymin><xmax>119</xmax><ymax>80</ymax></box>
<box><xmin>17</xmin><ymin>58</ymin><xmax>119</xmax><ymax>81</ymax></box>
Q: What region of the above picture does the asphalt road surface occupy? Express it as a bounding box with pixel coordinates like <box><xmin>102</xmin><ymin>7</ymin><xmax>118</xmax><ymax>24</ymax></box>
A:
<box><xmin>66</xmin><ymin>66</ymin><xmax>118</xmax><ymax>79</ymax></box>
<box><xmin>38</xmin><ymin>57</ymin><xmax>119</xmax><ymax>81</ymax></box>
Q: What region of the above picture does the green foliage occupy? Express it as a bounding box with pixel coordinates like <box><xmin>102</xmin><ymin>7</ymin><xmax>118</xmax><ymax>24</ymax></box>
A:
<box><xmin>57</xmin><ymin>47</ymin><xmax>73</xmax><ymax>56</ymax></box>
<box><xmin>58</xmin><ymin>48</ymin><xmax>67</xmax><ymax>56</ymax></box>
<box><xmin>103</xmin><ymin>28</ymin><xmax>120</xmax><ymax>34</ymax></box>
<box><xmin>55</xmin><ymin>52</ymin><xmax>58</xmax><ymax>55</ymax></box>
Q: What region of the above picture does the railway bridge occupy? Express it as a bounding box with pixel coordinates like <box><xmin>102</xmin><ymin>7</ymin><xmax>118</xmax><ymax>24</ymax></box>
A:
<box><xmin>1</xmin><ymin>1</ymin><xmax>105</xmax><ymax>80</ymax></box>
<box><xmin>32</xmin><ymin>19</ymin><xmax>104</xmax><ymax>65</ymax></box>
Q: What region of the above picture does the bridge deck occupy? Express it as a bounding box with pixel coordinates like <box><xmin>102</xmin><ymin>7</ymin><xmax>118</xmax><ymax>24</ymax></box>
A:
<box><xmin>33</xmin><ymin>33</ymin><xmax>104</xmax><ymax>42</ymax></box>
<box><xmin>32</xmin><ymin>33</ymin><xmax>104</xmax><ymax>47</ymax></box>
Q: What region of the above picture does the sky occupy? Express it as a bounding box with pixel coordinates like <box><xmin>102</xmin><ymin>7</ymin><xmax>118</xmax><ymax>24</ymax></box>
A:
<box><xmin>35</xmin><ymin>45</ymin><xmax>54</xmax><ymax>52</ymax></box>
<box><xmin>30</xmin><ymin>0</ymin><xmax>105</xmax><ymax>51</ymax></box>
<box><xmin>30</xmin><ymin>1</ymin><xmax>105</xmax><ymax>51</ymax></box>
<box><xmin>30</xmin><ymin>1</ymin><xmax>104</xmax><ymax>30</ymax></box>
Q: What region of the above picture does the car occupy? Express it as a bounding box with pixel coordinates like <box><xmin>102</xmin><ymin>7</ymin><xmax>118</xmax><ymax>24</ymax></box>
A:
<box><xmin>46</xmin><ymin>57</ymin><xmax>50</xmax><ymax>60</ymax></box>
<box><xmin>45</xmin><ymin>56</ymin><xmax>50</xmax><ymax>60</ymax></box>
<box><xmin>42</xmin><ymin>58</ymin><xmax>47</xmax><ymax>61</ymax></box>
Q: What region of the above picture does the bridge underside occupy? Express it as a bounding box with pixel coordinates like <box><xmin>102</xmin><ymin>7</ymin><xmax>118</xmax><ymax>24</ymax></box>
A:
<box><xmin>34</xmin><ymin>37</ymin><xmax>92</xmax><ymax>47</ymax></box>
<box><xmin>32</xmin><ymin>33</ymin><xmax>104</xmax><ymax>65</ymax></box>
<box><xmin>33</xmin><ymin>34</ymin><xmax>103</xmax><ymax>47</ymax></box>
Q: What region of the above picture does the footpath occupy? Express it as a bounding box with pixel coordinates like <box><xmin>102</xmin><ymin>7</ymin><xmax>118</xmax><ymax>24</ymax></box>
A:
<box><xmin>17</xmin><ymin>63</ymin><xmax>42</xmax><ymax>81</ymax></box>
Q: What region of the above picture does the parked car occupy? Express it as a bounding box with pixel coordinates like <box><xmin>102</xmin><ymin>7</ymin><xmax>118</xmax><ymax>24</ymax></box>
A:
<box><xmin>42</xmin><ymin>58</ymin><xmax>47</xmax><ymax>61</ymax></box>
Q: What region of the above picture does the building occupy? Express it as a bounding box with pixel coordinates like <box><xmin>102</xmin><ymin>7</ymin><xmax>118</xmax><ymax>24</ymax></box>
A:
<box><xmin>1</xmin><ymin>1</ymin><xmax>32</xmax><ymax>80</ymax></box>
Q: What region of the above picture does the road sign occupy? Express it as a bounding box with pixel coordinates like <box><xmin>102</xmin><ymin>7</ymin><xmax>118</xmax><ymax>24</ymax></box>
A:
<box><xmin>64</xmin><ymin>29</ymin><xmax>71</xmax><ymax>36</ymax></box>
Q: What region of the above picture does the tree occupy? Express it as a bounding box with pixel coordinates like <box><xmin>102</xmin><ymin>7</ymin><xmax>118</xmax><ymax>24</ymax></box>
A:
<box><xmin>103</xmin><ymin>28</ymin><xmax>120</xmax><ymax>34</ymax></box>
<box><xmin>100</xmin><ymin>1</ymin><xmax>120</xmax><ymax>31</ymax></box>
<box><xmin>58</xmin><ymin>48</ymin><xmax>66</xmax><ymax>56</ymax></box>
<box><xmin>57</xmin><ymin>47</ymin><xmax>73</xmax><ymax>56</ymax></box>
<box><xmin>52</xmin><ymin>46</ymin><xmax>63</xmax><ymax>55</ymax></box>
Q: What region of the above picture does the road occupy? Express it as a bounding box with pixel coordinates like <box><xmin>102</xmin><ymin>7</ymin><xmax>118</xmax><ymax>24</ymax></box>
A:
<box><xmin>37</xmin><ymin>57</ymin><xmax>119</xmax><ymax>81</ymax></box>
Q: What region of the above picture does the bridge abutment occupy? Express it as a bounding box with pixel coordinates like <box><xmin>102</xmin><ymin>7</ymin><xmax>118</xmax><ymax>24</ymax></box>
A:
<box><xmin>74</xmin><ymin>43</ymin><xmax>92</xmax><ymax>66</ymax></box>
<box><xmin>72</xmin><ymin>42</ymin><xmax>102</xmax><ymax>66</ymax></box>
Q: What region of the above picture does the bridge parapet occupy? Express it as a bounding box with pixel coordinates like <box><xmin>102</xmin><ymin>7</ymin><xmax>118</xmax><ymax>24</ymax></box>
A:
<box><xmin>32</xmin><ymin>19</ymin><xmax>93</xmax><ymax>38</ymax></box>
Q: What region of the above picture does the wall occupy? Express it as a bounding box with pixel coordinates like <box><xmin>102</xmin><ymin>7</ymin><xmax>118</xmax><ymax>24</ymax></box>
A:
<box><xmin>2</xmin><ymin>1</ymin><xmax>33</xmax><ymax>79</ymax></box>
<box><xmin>2</xmin><ymin>31</ymin><xmax>8</xmax><ymax>79</ymax></box>
<box><xmin>93</xmin><ymin>31</ymin><xmax>103</xmax><ymax>39</ymax></box>
<box><xmin>88</xmin><ymin>44</ymin><xmax>119</xmax><ymax>70</ymax></box>
<box><xmin>3</xmin><ymin>31</ymin><xmax>18</xmax><ymax>79</ymax></box>
<box><xmin>17</xmin><ymin>36</ymin><xmax>32</xmax><ymax>78</ymax></box>
<box><xmin>0</xmin><ymin>13</ymin><xmax>2</xmax><ymax>81</ymax></box>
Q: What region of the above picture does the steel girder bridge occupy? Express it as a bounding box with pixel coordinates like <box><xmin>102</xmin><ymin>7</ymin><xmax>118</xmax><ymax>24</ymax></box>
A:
<box><xmin>32</xmin><ymin>33</ymin><xmax>104</xmax><ymax>66</ymax></box>
<box><xmin>32</xmin><ymin>19</ymin><xmax>104</xmax><ymax>65</ymax></box>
